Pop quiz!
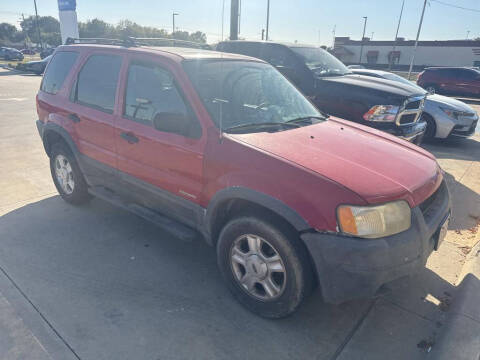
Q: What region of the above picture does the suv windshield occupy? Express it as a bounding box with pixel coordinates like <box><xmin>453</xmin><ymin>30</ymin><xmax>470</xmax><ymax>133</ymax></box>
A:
<box><xmin>183</xmin><ymin>60</ymin><xmax>323</xmax><ymax>133</ymax></box>
<box><xmin>290</xmin><ymin>47</ymin><xmax>351</xmax><ymax>76</ymax></box>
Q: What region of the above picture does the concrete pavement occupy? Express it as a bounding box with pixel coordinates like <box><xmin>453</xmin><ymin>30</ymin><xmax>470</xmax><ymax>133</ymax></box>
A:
<box><xmin>0</xmin><ymin>67</ymin><xmax>479</xmax><ymax>359</ymax></box>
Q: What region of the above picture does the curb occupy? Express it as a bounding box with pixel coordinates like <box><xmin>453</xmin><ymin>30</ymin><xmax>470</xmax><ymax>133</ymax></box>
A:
<box><xmin>455</xmin><ymin>97</ymin><xmax>480</xmax><ymax>105</ymax></box>
<box><xmin>428</xmin><ymin>273</ymin><xmax>480</xmax><ymax>359</ymax></box>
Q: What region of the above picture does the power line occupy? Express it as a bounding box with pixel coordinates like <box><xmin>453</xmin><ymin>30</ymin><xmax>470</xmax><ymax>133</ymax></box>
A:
<box><xmin>430</xmin><ymin>0</ymin><xmax>480</xmax><ymax>13</ymax></box>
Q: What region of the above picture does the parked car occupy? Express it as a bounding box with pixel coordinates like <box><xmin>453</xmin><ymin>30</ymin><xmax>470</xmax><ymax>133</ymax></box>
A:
<box><xmin>216</xmin><ymin>41</ymin><xmax>427</xmax><ymax>144</ymax></box>
<box><xmin>40</xmin><ymin>47</ymin><xmax>55</xmax><ymax>59</ymax></box>
<box><xmin>417</xmin><ymin>67</ymin><xmax>480</xmax><ymax>98</ymax></box>
<box><xmin>352</xmin><ymin>69</ymin><xmax>478</xmax><ymax>139</ymax></box>
<box><xmin>21</xmin><ymin>55</ymin><xmax>52</xmax><ymax>75</ymax></box>
<box><xmin>347</xmin><ymin>64</ymin><xmax>365</xmax><ymax>69</ymax></box>
<box><xmin>36</xmin><ymin>42</ymin><xmax>451</xmax><ymax>318</ymax></box>
<box><xmin>20</xmin><ymin>49</ymin><xmax>36</xmax><ymax>55</ymax></box>
<box><xmin>0</xmin><ymin>47</ymin><xmax>24</xmax><ymax>61</ymax></box>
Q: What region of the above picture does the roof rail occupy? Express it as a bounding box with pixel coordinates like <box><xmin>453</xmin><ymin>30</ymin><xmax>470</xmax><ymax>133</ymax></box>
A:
<box><xmin>64</xmin><ymin>37</ymin><xmax>211</xmax><ymax>50</ymax></box>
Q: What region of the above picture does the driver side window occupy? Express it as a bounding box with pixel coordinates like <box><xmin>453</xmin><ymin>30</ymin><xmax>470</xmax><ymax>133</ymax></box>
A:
<box><xmin>124</xmin><ymin>61</ymin><xmax>201</xmax><ymax>138</ymax></box>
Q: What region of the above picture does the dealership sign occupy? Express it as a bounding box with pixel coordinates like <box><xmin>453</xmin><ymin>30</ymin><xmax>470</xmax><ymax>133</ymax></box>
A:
<box><xmin>58</xmin><ymin>0</ymin><xmax>76</xmax><ymax>11</ymax></box>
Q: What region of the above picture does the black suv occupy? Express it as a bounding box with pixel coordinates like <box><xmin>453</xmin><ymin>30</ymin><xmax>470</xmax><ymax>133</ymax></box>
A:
<box><xmin>217</xmin><ymin>41</ymin><xmax>427</xmax><ymax>143</ymax></box>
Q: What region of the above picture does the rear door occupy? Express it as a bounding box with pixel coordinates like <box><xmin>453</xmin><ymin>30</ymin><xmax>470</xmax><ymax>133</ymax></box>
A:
<box><xmin>113</xmin><ymin>54</ymin><xmax>206</xmax><ymax>227</ymax></box>
<box><xmin>66</xmin><ymin>52</ymin><xmax>123</xmax><ymax>186</ymax></box>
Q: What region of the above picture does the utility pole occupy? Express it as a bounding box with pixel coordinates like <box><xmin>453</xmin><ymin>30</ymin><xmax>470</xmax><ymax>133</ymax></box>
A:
<box><xmin>172</xmin><ymin>12</ymin><xmax>179</xmax><ymax>37</ymax></box>
<box><xmin>238</xmin><ymin>0</ymin><xmax>241</xmax><ymax>34</ymax></box>
<box><xmin>266</xmin><ymin>0</ymin><xmax>270</xmax><ymax>41</ymax></box>
<box><xmin>33</xmin><ymin>0</ymin><xmax>42</xmax><ymax>49</ymax></box>
<box><xmin>221</xmin><ymin>0</ymin><xmax>225</xmax><ymax>41</ymax></box>
<box><xmin>318</xmin><ymin>29</ymin><xmax>321</xmax><ymax>47</ymax></box>
<box><xmin>230</xmin><ymin>0</ymin><xmax>239</xmax><ymax>40</ymax></box>
<box><xmin>389</xmin><ymin>0</ymin><xmax>405</xmax><ymax>70</ymax></box>
<box><xmin>21</xmin><ymin>13</ymin><xmax>27</xmax><ymax>48</ymax></box>
<box><xmin>466</xmin><ymin>30</ymin><xmax>470</xmax><ymax>39</ymax></box>
<box><xmin>408</xmin><ymin>0</ymin><xmax>427</xmax><ymax>80</ymax></box>
<box><xmin>359</xmin><ymin>16</ymin><xmax>367</xmax><ymax>64</ymax></box>
<box><xmin>332</xmin><ymin>24</ymin><xmax>336</xmax><ymax>49</ymax></box>
<box><xmin>371</xmin><ymin>32</ymin><xmax>374</xmax><ymax>40</ymax></box>
<box><xmin>261</xmin><ymin>29</ymin><xmax>265</xmax><ymax>40</ymax></box>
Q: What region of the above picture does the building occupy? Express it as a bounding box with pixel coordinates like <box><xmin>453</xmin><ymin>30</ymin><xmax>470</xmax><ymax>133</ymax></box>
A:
<box><xmin>333</xmin><ymin>37</ymin><xmax>480</xmax><ymax>70</ymax></box>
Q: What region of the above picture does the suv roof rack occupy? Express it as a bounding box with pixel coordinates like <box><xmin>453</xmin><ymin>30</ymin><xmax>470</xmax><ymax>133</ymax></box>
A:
<box><xmin>65</xmin><ymin>37</ymin><xmax>211</xmax><ymax>50</ymax></box>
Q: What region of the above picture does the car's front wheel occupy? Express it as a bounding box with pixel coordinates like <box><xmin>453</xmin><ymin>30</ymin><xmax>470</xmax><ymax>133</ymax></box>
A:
<box><xmin>217</xmin><ymin>216</ymin><xmax>313</xmax><ymax>318</ymax></box>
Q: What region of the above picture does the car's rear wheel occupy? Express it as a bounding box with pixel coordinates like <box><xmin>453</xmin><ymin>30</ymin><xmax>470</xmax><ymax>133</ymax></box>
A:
<box><xmin>217</xmin><ymin>216</ymin><xmax>313</xmax><ymax>318</ymax></box>
<box><xmin>425</xmin><ymin>84</ymin><xmax>438</xmax><ymax>94</ymax></box>
<box><xmin>50</xmin><ymin>143</ymin><xmax>91</xmax><ymax>205</ymax></box>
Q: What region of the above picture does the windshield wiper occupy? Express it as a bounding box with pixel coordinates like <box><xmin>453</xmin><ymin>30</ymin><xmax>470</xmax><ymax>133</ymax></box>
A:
<box><xmin>284</xmin><ymin>115</ymin><xmax>327</xmax><ymax>125</ymax></box>
<box><xmin>224</xmin><ymin>122</ymin><xmax>299</xmax><ymax>132</ymax></box>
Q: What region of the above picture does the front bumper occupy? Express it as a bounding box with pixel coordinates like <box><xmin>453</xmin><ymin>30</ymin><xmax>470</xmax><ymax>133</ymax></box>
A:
<box><xmin>301</xmin><ymin>181</ymin><xmax>451</xmax><ymax>304</ymax></box>
<box><xmin>367</xmin><ymin>120</ymin><xmax>426</xmax><ymax>144</ymax></box>
<box><xmin>449</xmin><ymin>118</ymin><xmax>478</xmax><ymax>138</ymax></box>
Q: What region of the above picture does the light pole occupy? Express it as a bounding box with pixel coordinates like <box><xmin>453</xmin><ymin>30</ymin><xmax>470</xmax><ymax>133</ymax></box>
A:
<box><xmin>172</xmin><ymin>12</ymin><xmax>179</xmax><ymax>37</ymax></box>
<box><xmin>359</xmin><ymin>16</ymin><xmax>367</xmax><ymax>64</ymax></box>
<box><xmin>221</xmin><ymin>0</ymin><xmax>225</xmax><ymax>40</ymax></box>
<box><xmin>266</xmin><ymin>0</ymin><xmax>270</xmax><ymax>41</ymax></box>
<box><xmin>466</xmin><ymin>30</ymin><xmax>470</xmax><ymax>39</ymax></box>
<box><xmin>408</xmin><ymin>0</ymin><xmax>427</xmax><ymax>80</ymax></box>
<box><xmin>33</xmin><ymin>0</ymin><xmax>43</xmax><ymax>49</ymax></box>
<box><xmin>389</xmin><ymin>0</ymin><xmax>405</xmax><ymax>70</ymax></box>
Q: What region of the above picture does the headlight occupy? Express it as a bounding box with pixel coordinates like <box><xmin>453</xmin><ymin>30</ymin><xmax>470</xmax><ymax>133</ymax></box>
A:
<box><xmin>440</xmin><ymin>107</ymin><xmax>463</xmax><ymax>120</ymax></box>
<box><xmin>337</xmin><ymin>201</ymin><xmax>411</xmax><ymax>238</ymax></box>
<box><xmin>363</xmin><ymin>105</ymin><xmax>399</xmax><ymax>122</ymax></box>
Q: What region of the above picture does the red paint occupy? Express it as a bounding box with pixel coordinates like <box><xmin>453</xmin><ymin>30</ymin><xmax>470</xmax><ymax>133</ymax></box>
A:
<box><xmin>37</xmin><ymin>45</ymin><xmax>442</xmax><ymax>232</ymax></box>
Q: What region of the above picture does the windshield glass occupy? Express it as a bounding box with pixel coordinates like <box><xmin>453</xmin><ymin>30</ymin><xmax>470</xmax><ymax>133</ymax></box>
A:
<box><xmin>183</xmin><ymin>60</ymin><xmax>323</xmax><ymax>132</ymax></box>
<box><xmin>290</xmin><ymin>47</ymin><xmax>351</xmax><ymax>76</ymax></box>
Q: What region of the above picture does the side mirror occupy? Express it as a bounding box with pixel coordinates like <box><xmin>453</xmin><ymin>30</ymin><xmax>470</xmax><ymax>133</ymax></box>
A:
<box><xmin>153</xmin><ymin>112</ymin><xmax>200</xmax><ymax>138</ymax></box>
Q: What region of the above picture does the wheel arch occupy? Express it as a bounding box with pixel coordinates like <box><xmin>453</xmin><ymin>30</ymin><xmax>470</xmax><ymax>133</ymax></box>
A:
<box><xmin>205</xmin><ymin>187</ymin><xmax>312</xmax><ymax>246</ymax></box>
<box><xmin>41</xmin><ymin>122</ymin><xmax>79</xmax><ymax>159</ymax></box>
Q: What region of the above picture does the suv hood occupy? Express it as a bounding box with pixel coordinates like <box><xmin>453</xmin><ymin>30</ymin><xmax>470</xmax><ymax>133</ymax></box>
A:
<box><xmin>318</xmin><ymin>74</ymin><xmax>426</xmax><ymax>98</ymax></box>
<box><xmin>229</xmin><ymin>118</ymin><xmax>441</xmax><ymax>207</ymax></box>
<box><xmin>427</xmin><ymin>94</ymin><xmax>476</xmax><ymax>114</ymax></box>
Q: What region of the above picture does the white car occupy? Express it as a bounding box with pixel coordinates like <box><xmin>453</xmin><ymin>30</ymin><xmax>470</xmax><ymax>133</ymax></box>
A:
<box><xmin>352</xmin><ymin>69</ymin><xmax>478</xmax><ymax>139</ymax></box>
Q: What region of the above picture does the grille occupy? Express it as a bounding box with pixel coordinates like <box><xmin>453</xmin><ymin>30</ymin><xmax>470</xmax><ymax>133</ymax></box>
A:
<box><xmin>419</xmin><ymin>181</ymin><xmax>447</xmax><ymax>222</ymax></box>
<box><xmin>399</xmin><ymin>113</ymin><xmax>417</xmax><ymax>125</ymax></box>
<box><xmin>405</xmin><ymin>100</ymin><xmax>421</xmax><ymax>110</ymax></box>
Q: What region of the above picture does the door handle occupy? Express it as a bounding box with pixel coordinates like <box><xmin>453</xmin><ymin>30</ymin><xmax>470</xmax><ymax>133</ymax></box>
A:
<box><xmin>68</xmin><ymin>113</ymin><xmax>81</xmax><ymax>123</ymax></box>
<box><xmin>120</xmin><ymin>132</ymin><xmax>139</xmax><ymax>144</ymax></box>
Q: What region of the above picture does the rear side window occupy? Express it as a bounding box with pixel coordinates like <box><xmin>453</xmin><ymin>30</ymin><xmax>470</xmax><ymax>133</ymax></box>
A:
<box><xmin>40</xmin><ymin>51</ymin><xmax>78</xmax><ymax>94</ymax></box>
<box><xmin>73</xmin><ymin>54</ymin><xmax>122</xmax><ymax>113</ymax></box>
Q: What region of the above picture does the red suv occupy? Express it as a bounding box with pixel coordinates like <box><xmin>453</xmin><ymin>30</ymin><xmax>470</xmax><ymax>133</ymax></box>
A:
<box><xmin>417</xmin><ymin>67</ymin><xmax>480</xmax><ymax>97</ymax></box>
<box><xmin>36</xmin><ymin>40</ymin><xmax>451</xmax><ymax>318</ymax></box>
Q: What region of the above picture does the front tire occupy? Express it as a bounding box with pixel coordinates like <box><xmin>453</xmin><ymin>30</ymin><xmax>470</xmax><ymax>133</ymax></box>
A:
<box><xmin>423</xmin><ymin>113</ymin><xmax>437</xmax><ymax>140</ymax></box>
<box><xmin>217</xmin><ymin>216</ymin><xmax>313</xmax><ymax>318</ymax></box>
<box><xmin>50</xmin><ymin>143</ymin><xmax>91</xmax><ymax>205</ymax></box>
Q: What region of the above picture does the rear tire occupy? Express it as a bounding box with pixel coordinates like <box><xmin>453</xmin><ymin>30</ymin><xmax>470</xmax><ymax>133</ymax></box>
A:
<box><xmin>424</xmin><ymin>84</ymin><xmax>438</xmax><ymax>94</ymax></box>
<box><xmin>217</xmin><ymin>216</ymin><xmax>313</xmax><ymax>318</ymax></box>
<box><xmin>50</xmin><ymin>143</ymin><xmax>91</xmax><ymax>205</ymax></box>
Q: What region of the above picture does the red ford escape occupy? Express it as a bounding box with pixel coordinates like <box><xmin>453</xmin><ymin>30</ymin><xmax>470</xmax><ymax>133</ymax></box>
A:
<box><xmin>36</xmin><ymin>39</ymin><xmax>451</xmax><ymax>318</ymax></box>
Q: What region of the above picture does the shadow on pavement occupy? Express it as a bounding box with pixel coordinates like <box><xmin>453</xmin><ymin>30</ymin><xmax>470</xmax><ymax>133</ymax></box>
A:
<box><xmin>0</xmin><ymin>195</ymin><xmax>467</xmax><ymax>359</ymax></box>
<box><xmin>423</xmin><ymin>137</ymin><xmax>480</xmax><ymax>162</ymax></box>
<box><xmin>0</xmin><ymin>68</ymin><xmax>40</xmax><ymax>77</ymax></box>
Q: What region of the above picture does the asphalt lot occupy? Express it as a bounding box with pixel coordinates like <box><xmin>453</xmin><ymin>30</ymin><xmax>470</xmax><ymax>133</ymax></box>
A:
<box><xmin>0</xmin><ymin>68</ymin><xmax>479</xmax><ymax>360</ymax></box>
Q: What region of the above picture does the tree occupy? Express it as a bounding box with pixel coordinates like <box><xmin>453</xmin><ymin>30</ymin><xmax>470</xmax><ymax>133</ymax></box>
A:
<box><xmin>0</xmin><ymin>23</ymin><xmax>18</xmax><ymax>41</ymax></box>
<box><xmin>20</xmin><ymin>16</ymin><xmax>61</xmax><ymax>46</ymax></box>
<box><xmin>79</xmin><ymin>19</ymin><xmax>114</xmax><ymax>38</ymax></box>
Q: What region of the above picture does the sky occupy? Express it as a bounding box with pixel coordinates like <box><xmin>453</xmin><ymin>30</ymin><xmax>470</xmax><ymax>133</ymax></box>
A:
<box><xmin>1</xmin><ymin>0</ymin><xmax>480</xmax><ymax>46</ymax></box>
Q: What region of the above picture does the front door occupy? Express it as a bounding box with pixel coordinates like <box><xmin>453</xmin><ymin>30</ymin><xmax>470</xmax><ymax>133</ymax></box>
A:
<box><xmin>114</xmin><ymin>55</ymin><xmax>206</xmax><ymax>226</ymax></box>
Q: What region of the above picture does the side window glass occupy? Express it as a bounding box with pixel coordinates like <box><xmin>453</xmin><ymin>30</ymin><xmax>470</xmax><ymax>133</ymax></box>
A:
<box><xmin>74</xmin><ymin>54</ymin><xmax>122</xmax><ymax>113</ymax></box>
<box><xmin>124</xmin><ymin>62</ymin><xmax>201</xmax><ymax>138</ymax></box>
<box><xmin>41</xmin><ymin>51</ymin><xmax>78</xmax><ymax>94</ymax></box>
